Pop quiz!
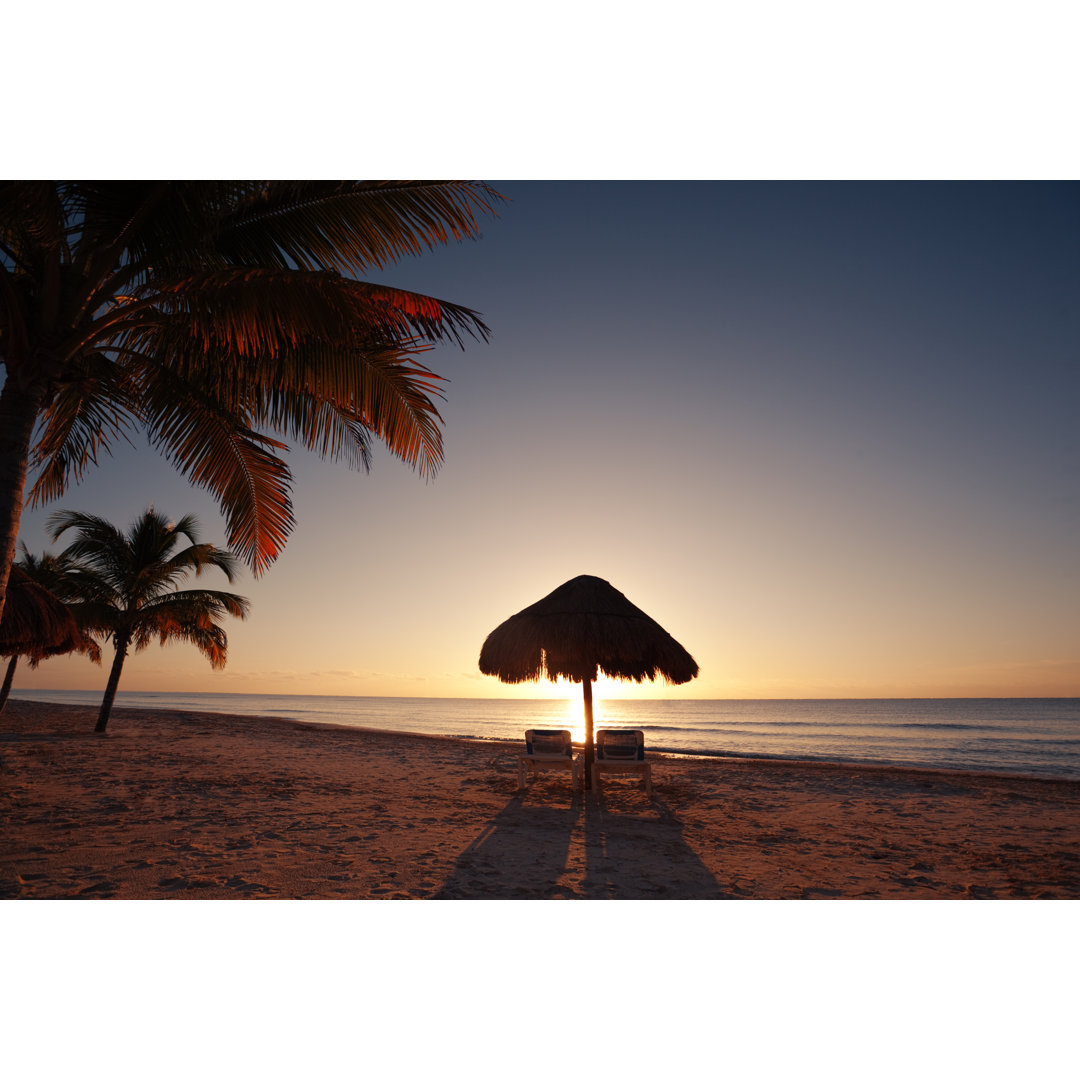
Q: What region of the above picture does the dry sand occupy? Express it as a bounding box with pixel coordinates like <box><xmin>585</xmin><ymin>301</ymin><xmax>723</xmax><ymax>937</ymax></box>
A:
<box><xmin>2</xmin><ymin>698</ymin><xmax>1078</xmax><ymax>899</ymax></box>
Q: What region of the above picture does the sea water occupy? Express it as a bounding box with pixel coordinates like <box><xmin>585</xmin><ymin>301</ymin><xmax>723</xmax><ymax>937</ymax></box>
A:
<box><xmin>12</xmin><ymin>690</ymin><xmax>1080</xmax><ymax>780</ymax></box>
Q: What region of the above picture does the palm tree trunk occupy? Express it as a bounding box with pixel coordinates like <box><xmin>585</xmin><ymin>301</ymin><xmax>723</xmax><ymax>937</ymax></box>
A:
<box><xmin>96</xmin><ymin>634</ymin><xmax>130</xmax><ymax>734</ymax></box>
<box><xmin>0</xmin><ymin>654</ymin><xmax>17</xmax><ymax>713</ymax></box>
<box><xmin>0</xmin><ymin>377</ymin><xmax>44</xmax><ymax>629</ymax></box>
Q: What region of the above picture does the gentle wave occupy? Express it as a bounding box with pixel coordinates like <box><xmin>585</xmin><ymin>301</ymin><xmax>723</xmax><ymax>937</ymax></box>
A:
<box><xmin>633</xmin><ymin>720</ymin><xmax>990</xmax><ymax>733</ymax></box>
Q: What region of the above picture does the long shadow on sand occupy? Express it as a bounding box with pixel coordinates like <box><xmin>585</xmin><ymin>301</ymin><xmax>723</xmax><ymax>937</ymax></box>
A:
<box><xmin>434</xmin><ymin>785</ymin><xmax>725</xmax><ymax>899</ymax></box>
<box><xmin>580</xmin><ymin>791</ymin><xmax>727</xmax><ymax>899</ymax></box>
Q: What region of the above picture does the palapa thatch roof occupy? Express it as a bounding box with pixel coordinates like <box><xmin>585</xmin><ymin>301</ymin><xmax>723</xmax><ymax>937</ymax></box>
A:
<box><xmin>478</xmin><ymin>574</ymin><xmax>699</xmax><ymax>685</ymax></box>
<box><xmin>0</xmin><ymin>567</ymin><xmax>84</xmax><ymax>660</ymax></box>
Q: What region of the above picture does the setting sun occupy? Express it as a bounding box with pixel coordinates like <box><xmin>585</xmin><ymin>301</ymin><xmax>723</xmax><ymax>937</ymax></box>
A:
<box><xmin>543</xmin><ymin>675</ymin><xmax>647</xmax><ymax>743</ymax></box>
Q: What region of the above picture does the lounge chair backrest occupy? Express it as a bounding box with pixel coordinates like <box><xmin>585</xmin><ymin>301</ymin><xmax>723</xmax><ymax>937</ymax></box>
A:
<box><xmin>525</xmin><ymin>729</ymin><xmax>574</xmax><ymax>758</ymax></box>
<box><xmin>596</xmin><ymin>728</ymin><xmax>645</xmax><ymax>761</ymax></box>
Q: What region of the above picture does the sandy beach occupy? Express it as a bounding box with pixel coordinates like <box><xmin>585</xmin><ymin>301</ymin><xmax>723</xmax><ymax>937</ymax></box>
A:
<box><xmin>2</xmin><ymin>697</ymin><xmax>1078</xmax><ymax>900</ymax></box>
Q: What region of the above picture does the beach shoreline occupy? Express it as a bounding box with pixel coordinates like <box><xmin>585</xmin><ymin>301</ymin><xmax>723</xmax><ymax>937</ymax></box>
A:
<box><xmin>3</xmin><ymin>698</ymin><xmax>1078</xmax><ymax>899</ymax></box>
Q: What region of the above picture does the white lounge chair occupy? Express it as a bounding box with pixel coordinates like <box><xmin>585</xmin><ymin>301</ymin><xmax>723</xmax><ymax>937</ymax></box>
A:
<box><xmin>519</xmin><ymin>729</ymin><xmax>581</xmax><ymax>793</ymax></box>
<box><xmin>592</xmin><ymin>728</ymin><xmax>652</xmax><ymax>796</ymax></box>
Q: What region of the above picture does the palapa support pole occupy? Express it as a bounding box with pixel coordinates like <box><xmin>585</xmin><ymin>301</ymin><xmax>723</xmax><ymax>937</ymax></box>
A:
<box><xmin>582</xmin><ymin>676</ymin><xmax>595</xmax><ymax>789</ymax></box>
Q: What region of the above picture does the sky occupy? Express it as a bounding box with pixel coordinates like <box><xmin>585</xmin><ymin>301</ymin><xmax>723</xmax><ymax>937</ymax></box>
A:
<box><xmin>11</xmin><ymin>181</ymin><xmax>1080</xmax><ymax>701</ymax></box>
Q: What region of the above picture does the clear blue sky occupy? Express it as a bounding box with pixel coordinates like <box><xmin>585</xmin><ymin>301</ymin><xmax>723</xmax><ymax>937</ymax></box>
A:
<box><xmin>13</xmin><ymin>181</ymin><xmax>1079</xmax><ymax>699</ymax></box>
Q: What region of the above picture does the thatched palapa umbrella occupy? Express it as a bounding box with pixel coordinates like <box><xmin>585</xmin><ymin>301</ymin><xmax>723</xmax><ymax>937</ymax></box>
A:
<box><xmin>478</xmin><ymin>575</ymin><xmax>699</xmax><ymax>786</ymax></box>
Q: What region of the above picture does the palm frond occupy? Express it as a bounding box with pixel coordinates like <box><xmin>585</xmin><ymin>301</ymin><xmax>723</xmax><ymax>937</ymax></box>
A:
<box><xmin>341</xmin><ymin>279</ymin><xmax>491</xmax><ymax>347</ymax></box>
<box><xmin>132</xmin><ymin>363</ymin><xmax>294</xmax><ymax>576</ymax></box>
<box><xmin>214</xmin><ymin>181</ymin><xmax>504</xmax><ymax>276</ymax></box>
<box><xmin>26</xmin><ymin>351</ymin><xmax>138</xmax><ymax>506</ymax></box>
<box><xmin>104</xmin><ymin>268</ymin><xmax>490</xmax><ymax>361</ymax></box>
<box><xmin>47</xmin><ymin>511</ymin><xmax>130</xmax><ymax>589</ymax></box>
<box><xmin>165</xmin><ymin>620</ymin><xmax>231</xmax><ymax>669</ymax></box>
<box><xmin>162</xmin><ymin>540</ymin><xmax>242</xmax><ymax>584</ymax></box>
<box><xmin>131</xmin><ymin>589</ymin><xmax>245</xmax><ymax>668</ymax></box>
<box><xmin>142</xmin><ymin>588</ymin><xmax>250</xmax><ymax>622</ymax></box>
<box><xmin>339</xmin><ymin>350</ymin><xmax>445</xmax><ymax>478</ymax></box>
<box><xmin>250</xmin><ymin>338</ymin><xmax>446</xmax><ymax>477</ymax></box>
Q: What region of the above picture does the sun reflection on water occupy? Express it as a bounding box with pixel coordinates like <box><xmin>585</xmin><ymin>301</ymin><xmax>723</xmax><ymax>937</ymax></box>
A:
<box><xmin>550</xmin><ymin>676</ymin><xmax>636</xmax><ymax>745</ymax></box>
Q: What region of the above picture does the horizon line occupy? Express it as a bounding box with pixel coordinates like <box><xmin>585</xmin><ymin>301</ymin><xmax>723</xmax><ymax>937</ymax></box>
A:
<box><xmin>14</xmin><ymin>689</ymin><xmax>1079</xmax><ymax>702</ymax></box>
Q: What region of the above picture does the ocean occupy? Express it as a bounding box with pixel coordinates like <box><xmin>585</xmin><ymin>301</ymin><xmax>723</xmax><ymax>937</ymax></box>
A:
<box><xmin>12</xmin><ymin>690</ymin><xmax>1080</xmax><ymax>780</ymax></box>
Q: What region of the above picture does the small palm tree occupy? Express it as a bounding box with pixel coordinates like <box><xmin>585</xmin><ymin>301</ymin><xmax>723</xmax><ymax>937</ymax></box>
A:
<box><xmin>49</xmin><ymin>508</ymin><xmax>250</xmax><ymax>733</ymax></box>
<box><xmin>0</xmin><ymin>546</ymin><xmax>101</xmax><ymax>712</ymax></box>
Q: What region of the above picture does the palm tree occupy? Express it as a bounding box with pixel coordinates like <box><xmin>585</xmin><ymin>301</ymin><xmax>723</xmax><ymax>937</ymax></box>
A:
<box><xmin>49</xmin><ymin>507</ymin><xmax>250</xmax><ymax>733</ymax></box>
<box><xmin>0</xmin><ymin>546</ymin><xmax>101</xmax><ymax>713</ymax></box>
<box><xmin>0</xmin><ymin>181</ymin><xmax>502</xmax><ymax>626</ymax></box>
